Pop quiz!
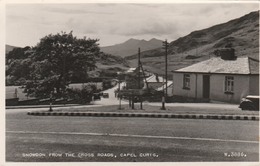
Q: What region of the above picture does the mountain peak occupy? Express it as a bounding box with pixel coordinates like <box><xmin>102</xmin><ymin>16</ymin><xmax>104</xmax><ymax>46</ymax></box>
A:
<box><xmin>149</xmin><ymin>38</ymin><xmax>160</xmax><ymax>42</ymax></box>
<box><xmin>101</xmin><ymin>38</ymin><xmax>163</xmax><ymax>57</ymax></box>
<box><xmin>125</xmin><ymin>38</ymin><xmax>139</xmax><ymax>43</ymax></box>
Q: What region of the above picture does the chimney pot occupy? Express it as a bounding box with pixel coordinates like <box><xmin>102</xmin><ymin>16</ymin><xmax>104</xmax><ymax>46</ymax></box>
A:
<box><xmin>216</xmin><ymin>48</ymin><xmax>236</xmax><ymax>60</ymax></box>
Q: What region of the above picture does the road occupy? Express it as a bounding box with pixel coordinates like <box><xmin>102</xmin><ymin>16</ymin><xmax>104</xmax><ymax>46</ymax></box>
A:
<box><xmin>92</xmin><ymin>82</ymin><xmax>128</xmax><ymax>106</ymax></box>
<box><xmin>92</xmin><ymin>83</ymin><xmax>243</xmax><ymax>111</ymax></box>
<box><xmin>6</xmin><ymin>108</ymin><xmax>259</xmax><ymax>162</ymax></box>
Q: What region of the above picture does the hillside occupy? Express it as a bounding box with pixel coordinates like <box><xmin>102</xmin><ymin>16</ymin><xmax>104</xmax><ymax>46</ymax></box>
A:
<box><xmin>88</xmin><ymin>53</ymin><xmax>130</xmax><ymax>78</ymax></box>
<box><xmin>126</xmin><ymin>11</ymin><xmax>259</xmax><ymax>76</ymax></box>
<box><xmin>6</xmin><ymin>44</ymin><xmax>19</xmax><ymax>54</ymax></box>
<box><xmin>101</xmin><ymin>38</ymin><xmax>163</xmax><ymax>58</ymax></box>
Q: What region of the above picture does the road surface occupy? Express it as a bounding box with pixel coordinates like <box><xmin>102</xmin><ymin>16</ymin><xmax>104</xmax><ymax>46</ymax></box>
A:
<box><xmin>6</xmin><ymin>108</ymin><xmax>259</xmax><ymax>162</ymax></box>
<box><xmin>92</xmin><ymin>83</ymin><xmax>244</xmax><ymax>112</ymax></box>
<box><xmin>92</xmin><ymin>82</ymin><xmax>128</xmax><ymax>105</ymax></box>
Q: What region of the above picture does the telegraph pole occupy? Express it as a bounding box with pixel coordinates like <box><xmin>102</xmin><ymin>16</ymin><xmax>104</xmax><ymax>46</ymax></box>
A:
<box><xmin>138</xmin><ymin>48</ymin><xmax>143</xmax><ymax>109</ymax></box>
<box><xmin>161</xmin><ymin>39</ymin><xmax>169</xmax><ymax>110</ymax></box>
<box><xmin>118</xmin><ymin>79</ymin><xmax>122</xmax><ymax>110</ymax></box>
<box><xmin>163</xmin><ymin>39</ymin><xmax>169</xmax><ymax>97</ymax></box>
<box><xmin>138</xmin><ymin>48</ymin><xmax>141</xmax><ymax>89</ymax></box>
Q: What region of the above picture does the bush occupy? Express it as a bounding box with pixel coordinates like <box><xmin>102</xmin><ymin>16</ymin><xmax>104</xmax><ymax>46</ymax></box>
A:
<box><xmin>102</xmin><ymin>79</ymin><xmax>113</xmax><ymax>90</ymax></box>
<box><xmin>66</xmin><ymin>85</ymin><xmax>97</xmax><ymax>104</ymax></box>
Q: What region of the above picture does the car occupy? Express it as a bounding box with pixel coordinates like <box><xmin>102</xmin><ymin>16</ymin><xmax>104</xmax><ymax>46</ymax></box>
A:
<box><xmin>239</xmin><ymin>95</ymin><xmax>259</xmax><ymax>111</ymax></box>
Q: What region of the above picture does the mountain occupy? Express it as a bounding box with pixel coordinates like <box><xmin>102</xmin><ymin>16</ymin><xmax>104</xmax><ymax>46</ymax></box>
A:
<box><xmin>101</xmin><ymin>38</ymin><xmax>163</xmax><ymax>58</ymax></box>
<box><xmin>87</xmin><ymin>53</ymin><xmax>130</xmax><ymax>78</ymax></box>
<box><xmin>6</xmin><ymin>44</ymin><xmax>19</xmax><ymax>54</ymax></box>
<box><xmin>126</xmin><ymin>11</ymin><xmax>259</xmax><ymax>76</ymax></box>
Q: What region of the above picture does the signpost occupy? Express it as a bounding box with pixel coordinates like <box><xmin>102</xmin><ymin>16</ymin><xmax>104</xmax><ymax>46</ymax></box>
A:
<box><xmin>118</xmin><ymin>89</ymin><xmax>145</xmax><ymax>96</ymax></box>
<box><xmin>117</xmin><ymin>48</ymin><xmax>147</xmax><ymax>110</ymax></box>
<box><xmin>118</xmin><ymin>89</ymin><xmax>145</xmax><ymax>110</ymax></box>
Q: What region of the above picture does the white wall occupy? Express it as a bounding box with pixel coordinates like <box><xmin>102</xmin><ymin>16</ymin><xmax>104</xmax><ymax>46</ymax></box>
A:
<box><xmin>173</xmin><ymin>72</ymin><xmax>252</xmax><ymax>103</ymax></box>
<box><xmin>210</xmin><ymin>75</ymin><xmax>249</xmax><ymax>103</ymax></box>
<box><xmin>162</xmin><ymin>84</ymin><xmax>173</xmax><ymax>97</ymax></box>
<box><xmin>249</xmin><ymin>75</ymin><xmax>259</xmax><ymax>95</ymax></box>
<box><xmin>173</xmin><ymin>73</ymin><xmax>197</xmax><ymax>98</ymax></box>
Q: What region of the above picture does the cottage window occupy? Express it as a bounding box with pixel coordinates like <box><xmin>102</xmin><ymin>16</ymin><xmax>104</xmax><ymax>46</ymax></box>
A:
<box><xmin>224</xmin><ymin>76</ymin><xmax>234</xmax><ymax>93</ymax></box>
<box><xmin>183</xmin><ymin>74</ymin><xmax>190</xmax><ymax>89</ymax></box>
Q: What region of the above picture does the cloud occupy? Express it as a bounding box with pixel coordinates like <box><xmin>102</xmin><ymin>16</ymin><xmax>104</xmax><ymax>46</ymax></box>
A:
<box><xmin>65</xmin><ymin>18</ymin><xmax>99</xmax><ymax>34</ymax></box>
<box><xmin>112</xmin><ymin>21</ymin><xmax>177</xmax><ymax>36</ymax></box>
<box><xmin>44</xmin><ymin>6</ymin><xmax>114</xmax><ymax>15</ymax></box>
<box><xmin>6</xmin><ymin>3</ymin><xmax>259</xmax><ymax>47</ymax></box>
<box><xmin>6</xmin><ymin>14</ymin><xmax>28</xmax><ymax>21</ymax></box>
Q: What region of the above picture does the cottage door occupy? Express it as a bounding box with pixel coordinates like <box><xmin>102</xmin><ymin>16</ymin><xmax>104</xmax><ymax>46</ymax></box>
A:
<box><xmin>203</xmin><ymin>75</ymin><xmax>210</xmax><ymax>99</ymax></box>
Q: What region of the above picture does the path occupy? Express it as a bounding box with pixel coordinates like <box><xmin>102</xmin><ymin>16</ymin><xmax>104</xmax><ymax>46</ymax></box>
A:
<box><xmin>92</xmin><ymin>82</ymin><xmax>128</xmax><ymax>105</ymax></box>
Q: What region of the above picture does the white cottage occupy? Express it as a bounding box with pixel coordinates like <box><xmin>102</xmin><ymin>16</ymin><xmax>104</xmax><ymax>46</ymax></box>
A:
<box><xmin>143</xmin><ymin>74</ymin><xmax>173</xmax><ymax>96</ymax></box>
<box><xmin>157</xmin><ymin>81</ymin><xmax>173</xmax><ymax>96</ymax></box>
<box><xmin>143</xmin><ymin>74</ymin><xmax>164</xmax><ymax>90</ymax></box>
<box><xmin>172</xmin><ymin>50</ymin><xmax>259</xmax><ymax>103</ymax></box>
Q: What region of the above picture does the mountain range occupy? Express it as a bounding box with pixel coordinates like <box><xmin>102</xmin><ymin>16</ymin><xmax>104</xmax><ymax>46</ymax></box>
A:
<box><xmin>126</xmin><ymin>11</ymin><xmax>259</xmax><ymax>76</ymax></box>
<box><xmin>101</xmin><ymin>38</ymin><xmax>163</xmax><ymax>57</ymax></box>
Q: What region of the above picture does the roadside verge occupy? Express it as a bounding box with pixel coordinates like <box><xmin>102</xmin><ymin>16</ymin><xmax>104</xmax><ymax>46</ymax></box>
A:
<box><xmin>27</xmin><ymin>111</ymin><xmax>259</xmax><ymax>121</ymax></box>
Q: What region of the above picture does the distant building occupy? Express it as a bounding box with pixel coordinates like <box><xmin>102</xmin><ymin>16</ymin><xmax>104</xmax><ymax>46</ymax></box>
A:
<box><xmin>126</xmin><ymin>68</ymin><xmax>137</xmax><ymax>73</ymax></box>
<box><xmin>172</xmin><ymin>49</ymin><xmax>259</xmax><ymax>103</ymax></box>
<box><xmin>143</xmin><ymin>74</ymin><xmax>173</xmax><ymax>96</ymax></box>
<box><xmin>157</xmin><ymin>81</ymin><xmax>173</xmax><ymax>97</ymax></box>
<box><xmin>144</xmin><ymin>74</ymin><xmax>164</xmax><ymax>90</ymax></box>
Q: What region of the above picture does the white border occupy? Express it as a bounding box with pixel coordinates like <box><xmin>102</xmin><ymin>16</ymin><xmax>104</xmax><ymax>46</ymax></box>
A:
<box><xmin>1</xmin><ymin>0</ymin><xmax>259</xmax><ymax>166</ymax></box>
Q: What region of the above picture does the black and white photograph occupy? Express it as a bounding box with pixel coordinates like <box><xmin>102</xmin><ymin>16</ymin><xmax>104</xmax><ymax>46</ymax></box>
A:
<box><xmin>4</xmin><ymin>0</ymin><xmax>260</xmax><ymax>163</ymax></box>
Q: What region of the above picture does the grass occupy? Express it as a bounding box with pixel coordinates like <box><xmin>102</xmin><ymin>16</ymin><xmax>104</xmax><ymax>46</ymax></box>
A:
<box><xmin>52</xmin><ymin>104</ymin><xmax>259</xmax><ymax>116</ymax></box>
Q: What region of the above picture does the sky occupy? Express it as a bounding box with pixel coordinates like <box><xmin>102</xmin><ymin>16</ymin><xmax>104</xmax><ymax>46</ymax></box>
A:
<box><xmin>6</xmin><ymin>2</ymin><xmax>259</xmax><ymax>47</ymax></box>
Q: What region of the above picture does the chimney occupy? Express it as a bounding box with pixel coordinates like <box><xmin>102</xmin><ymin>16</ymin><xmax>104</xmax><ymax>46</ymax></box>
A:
<box><xmin>155</xmin><ymin>74</ymin><xmax>159</xmax><ymax>82</ymax></box>
<box><xmin>216</xmin><ymin>48</ymin><xmax>236</xmax><ymax>60</ymax></box>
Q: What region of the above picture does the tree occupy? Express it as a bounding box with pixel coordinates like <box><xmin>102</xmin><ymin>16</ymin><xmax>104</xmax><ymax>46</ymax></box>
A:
<box><xmin>25</xmin><ymin>31</ymin><xmax>100</xmax><ymax>98</ymax></box>
<box><xmin>6</xmin><ymin>46</ymin><xmax>31</xmax><ymax>61</ymax></box>
<box><xmin>6</xmin><ymin>46</ymin><xmax>32</xmax><ymax>85</ymax></box>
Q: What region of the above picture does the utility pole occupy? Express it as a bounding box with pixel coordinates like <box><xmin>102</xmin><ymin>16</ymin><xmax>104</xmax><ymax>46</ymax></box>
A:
<box><xmin>138</xmin><ymin>48</ymin><xmax>143</xmax><ymax>109</ymax></box>
<box><xmin>138</xmin><ymin>48</ymin><xmax>141</xmax><ymax>89</ymax></box>
<box><xmin>118</xmin><ymin>79</ymin><xmax>122</xmax><ymax>110</ymax></box>
<box><xmin>161</xmin><ymin>39</ymin><xmax>169</xmax><ymax>110</ymax></box>
<box><xmin>163</xmin><ymin>39</ymin><xmax>169</xmax><ymax>97</ymax></box>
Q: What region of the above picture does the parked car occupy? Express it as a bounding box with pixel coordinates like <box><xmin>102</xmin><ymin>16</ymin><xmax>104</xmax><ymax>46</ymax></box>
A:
<box><xmin>239</xmin><ymin>95</ymin><xmax>259</xmax><ymax>111</ymax></box>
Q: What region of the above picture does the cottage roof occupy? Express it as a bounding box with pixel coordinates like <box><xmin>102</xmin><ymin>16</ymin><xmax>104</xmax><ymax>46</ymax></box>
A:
<box><xmin>146</xmin><ymin>74</ymin><xmax>164</xmax><ymax>82</ymax></box>
<box><xmin>174</xmin><ymin>57</ymin><xmax>259</xmax><ymax>74</ymax></box>
<box><xmin>157</xmin><ymin>81</ymin><xmax>173</xmax><ymax>91</ymax></box>
<box><xmin>126</xmin><ymin>68</ymin><xmax>137</xmax><ymax>73</ymax></box>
